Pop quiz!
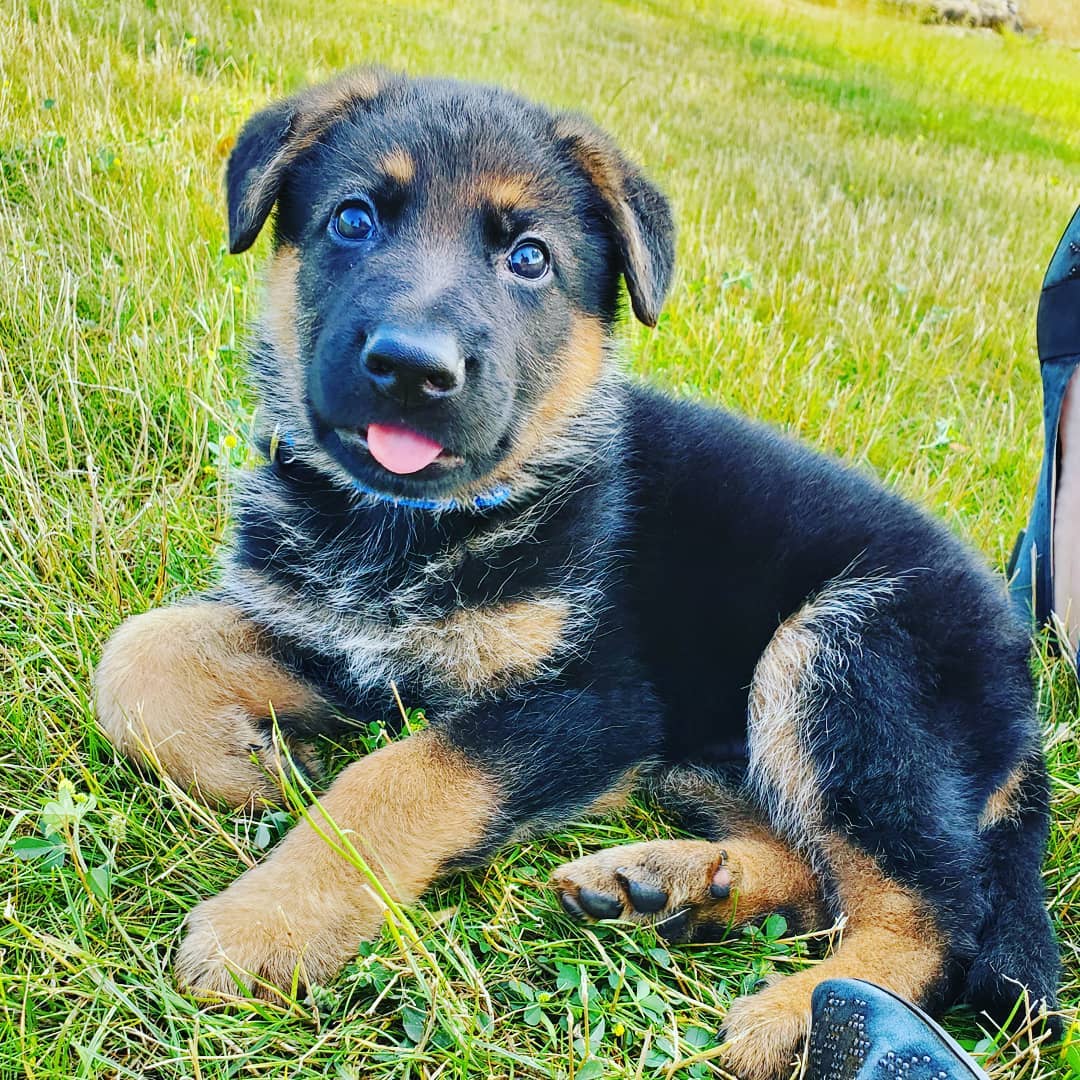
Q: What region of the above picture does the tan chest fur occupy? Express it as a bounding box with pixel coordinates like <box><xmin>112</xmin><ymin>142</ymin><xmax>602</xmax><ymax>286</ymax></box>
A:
<box><xmin>404</xmin><ymin>596</ymin><xmax>571</xmax><ymax>692</ymax></box>
<box><xmin>222</xmin><ymin>566</ymin><xmax>576</xmax><ymax>698</ymax></box>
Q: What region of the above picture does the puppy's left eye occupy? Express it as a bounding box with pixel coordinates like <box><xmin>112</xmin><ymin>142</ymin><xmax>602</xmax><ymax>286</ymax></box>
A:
<box><xmin>508</xmin><ymin>240</ymin><xmax>550</xmax><ymax>280</ymax></box>
<box><xmin>330</xmin><ymin>201</ymin><xmax>377</xmax><ymax>242</ymax></box>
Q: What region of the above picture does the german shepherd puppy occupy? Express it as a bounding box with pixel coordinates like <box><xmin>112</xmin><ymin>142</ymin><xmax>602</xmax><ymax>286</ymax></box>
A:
<box><xmin>95</xmin><ymin>70</ymin><xmax>1059</xmax><ymax>1078</ymax></box>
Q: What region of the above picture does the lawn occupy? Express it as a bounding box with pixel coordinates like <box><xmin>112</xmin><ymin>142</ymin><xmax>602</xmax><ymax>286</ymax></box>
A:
<box><xmin>1</xmin><ymin>0</ymin><xmax>1079</xmax><ymax>1077</ymax></box>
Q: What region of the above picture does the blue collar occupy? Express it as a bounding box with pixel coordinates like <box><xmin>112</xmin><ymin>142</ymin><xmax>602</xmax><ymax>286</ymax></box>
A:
<box><xmin>349</xmin><ymin>476</ymin><xmax>513</xmax><ymax>512</ymax></box>
<box><xmin>268</xmin><ymin>433</ymin><xmax>514</xmax><ymax>514</ymax></box>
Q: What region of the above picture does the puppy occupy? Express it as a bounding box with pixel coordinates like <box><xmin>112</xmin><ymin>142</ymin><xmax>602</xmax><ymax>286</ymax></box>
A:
<box><xmin>95</xmin><ymin>70</ymin><xmax>1059</xmax><ymax>1078</ymax></box>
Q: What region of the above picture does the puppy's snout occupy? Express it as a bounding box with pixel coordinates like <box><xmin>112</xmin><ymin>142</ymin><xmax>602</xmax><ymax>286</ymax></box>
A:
<box><xmin>362</xmin><ymin>326</ymin><xmax>465</xmax><ymax>406</ymax></box>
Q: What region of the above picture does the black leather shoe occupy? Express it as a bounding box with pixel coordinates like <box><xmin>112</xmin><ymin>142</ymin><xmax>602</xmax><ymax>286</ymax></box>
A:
<box><xmin>806</xmin><ymin>980</ymin><xmax>987</xmax><ymax>1080</ymax></box>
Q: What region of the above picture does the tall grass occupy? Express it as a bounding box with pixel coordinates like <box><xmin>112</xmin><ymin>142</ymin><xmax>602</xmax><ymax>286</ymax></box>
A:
<box><xmin>1</xmin><ymin>0</ymin><xmax>1078</xmax><ymax>1076</ymax></box>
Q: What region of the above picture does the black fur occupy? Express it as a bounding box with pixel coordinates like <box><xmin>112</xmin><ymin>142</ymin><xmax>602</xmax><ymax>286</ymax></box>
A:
<box><xmin>214</xmin><ymin>70</ymin><xmax>1058</xmax><ymax>1031</ymax></box>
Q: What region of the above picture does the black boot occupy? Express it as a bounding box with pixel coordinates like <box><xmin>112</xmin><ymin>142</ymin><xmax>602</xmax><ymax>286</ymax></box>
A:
<box><xmin>806</xmin><ymin>980</ymin><xmax>987</xmax><ymax>1080</ymax></box>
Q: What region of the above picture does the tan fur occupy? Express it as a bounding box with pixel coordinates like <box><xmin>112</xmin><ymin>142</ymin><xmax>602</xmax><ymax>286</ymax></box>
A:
<box><xmin>95</xmin><ymin>602</ymin><xmax>325</xmax><ymax>806</ymax></box>
<box><xmin>552</xmin><ymin>831</ymin><xmax>824</xmax><ymax>939</ymax></box>
<box><xmin>540</xmin><ymin>315</ymin><xmax>607</xmax><ymax>415</ymax></box>
<box><xmin>717</xmin><ymin>830</ymin><xmax>824</xmax><ymax>931</ymax></box>
<box><xmin>215</xmin><ymin>563</ymin><xmax>575</xmax><ymax>701</ymax></box>
<box><xmin>378</xmin><ymin>147</ymin><xmax>415</xmax><ymax>184</ymax></box>
<box><xmin>476</xmin><ymin>172</ymin><xmax>537</xmax><ymax>209</ymax></box>
<box><xmin>552</xmin><ymin>116</ymin><xmax>623</xmax><ymax>205</ymax></box>
<box><xmin>747</xmin><ymin>576</ymin><xmax>901</xmax><ymax>851</ymax></box>
<box><xmin>721</xmin><ymin>835</ymin><xmax>945</xmax><ymax>1080</ymax></box>
<box><xmin>746</xmin><ymin>609</ymin><xmax>823</xmax><ymax>847</ymax></box>
<box><xmin>295</xmin><ymin>69</ymin><xmax>385</xmax><ymax>128</ymax></box>
<box><xmin>552</xmin><ymin>117</ymin><xmax>656</xmax><ymax>320</ymax></box>
<box><xmin>515</xmin><ymin>313</ymin><xmax>606</xmax><ymax>456</ymax></box>
<box><xmin>979</xmin><ymin>764</ymin><xmax>1028</xmax><ymax>830</ymax></box>
<box><xmin>263</xmin><ymin>245</ymin><xmax>301</xmax><ymax>363</ymax></box>
<box><xmin>460</xmin><ymin>314</ymin><xmax>606</xmax><ymax>499</ymax></box>
<box><xmin>412</xmin><ymin>596</ymin><xmax>569</xmax><ymax>692</ymax></box>
<box><xmin>583</xmin><ymin>767</ymin><xmax>644</xmax><ymax>817</ymax></box>
<box><xmin>614</xmin><ymin>202</ymin><xmax>654</xmax><ymax>291</ymax></box>
<box><xmin>175</xmin><ymin>729</ymin><xmax>499</xmax><ymax>997</ymax></box>
<box><xmin>729</xmin><ymin>579</ymin><xmax>936</xmax><ymax>1079</ymax></box>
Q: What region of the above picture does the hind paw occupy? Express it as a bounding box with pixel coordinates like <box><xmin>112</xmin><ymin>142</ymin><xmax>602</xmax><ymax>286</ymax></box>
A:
<box><xmin>551</xmin><ymin>839</ymin><xmax>734</xmax><ymax>941</ymax></box>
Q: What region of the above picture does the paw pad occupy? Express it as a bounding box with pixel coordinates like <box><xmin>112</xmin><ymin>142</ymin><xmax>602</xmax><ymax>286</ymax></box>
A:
<box><xmin>559</xmin><ymin>891</ymin><xmax>586</xmax><ymax>918</ymax></box>
<box><xmin>655</xmin><ymin>907</ymin><xmax>691</xmax><ymax>941</ymax></box>
<box><xmin>709</xmin><ymin>849</ymin><xmax>732</xmax><ymax>899</ymax></box>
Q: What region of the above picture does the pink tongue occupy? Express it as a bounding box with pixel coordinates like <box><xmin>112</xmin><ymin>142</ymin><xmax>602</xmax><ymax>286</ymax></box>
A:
<box><xmin>366</xmin><ymin>423</ymin><xmax>444</xmax><ymax>475</ymax></box>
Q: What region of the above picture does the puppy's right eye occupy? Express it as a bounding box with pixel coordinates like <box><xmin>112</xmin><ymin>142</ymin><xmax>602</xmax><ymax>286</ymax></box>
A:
<box><xmin>330</xmin><ymin>201</ymin><xmax>377</xmax><ymax>242</ymax></box>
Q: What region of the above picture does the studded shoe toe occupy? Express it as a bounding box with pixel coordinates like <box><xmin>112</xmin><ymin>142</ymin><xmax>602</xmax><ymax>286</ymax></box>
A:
<box><xmin>806</xmin><ymin>979</ymin><xmax>986</xmax><ymax>1080</ymax></box>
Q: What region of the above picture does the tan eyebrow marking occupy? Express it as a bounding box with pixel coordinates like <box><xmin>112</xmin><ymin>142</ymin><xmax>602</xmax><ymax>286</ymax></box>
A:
<box><xmin>377</xmin><ymin>147</ymin><xmax>415</xmax><ymax>184</ymax></box>
<box><xmin>475</xmin><ymin>172</ymin><xmax>539</xmax><ymax>210</ymax></box>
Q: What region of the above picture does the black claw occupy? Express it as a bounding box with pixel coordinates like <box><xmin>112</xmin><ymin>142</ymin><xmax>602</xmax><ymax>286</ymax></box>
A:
<box><xmin>657</xmin><ymin>907</ymin><xmax>691</xmax><ymax>941</ymax></box>
<box><xmin>577</xmin><ymin>887</ymin><xmax>623</xmax><ymax>920</ymax></box>
<box><xmin>559</xmin><ymin>891</ymin><xmax>586</xmax><ymax>918</ymax></box>
<box><xmin>618</xmin><ymin>871</ymin><xmax>668</xmax><ymax>914</ymax></box>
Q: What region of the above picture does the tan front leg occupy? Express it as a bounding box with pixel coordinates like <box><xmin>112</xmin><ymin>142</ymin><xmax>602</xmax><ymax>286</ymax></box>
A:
<box><xmin>95</xmin><ymin>601</ymin><xmax>329</xmax><ymax>807</ymax></box>
<box><xmin>175</xmin><ymin>729</ymin><xmax>500</xmax><ymax>997</ymax></box>
<box><xmin>719</xmin><ymin>837</ymin><xmax>946</xmax><ymax>1080</ymax></box>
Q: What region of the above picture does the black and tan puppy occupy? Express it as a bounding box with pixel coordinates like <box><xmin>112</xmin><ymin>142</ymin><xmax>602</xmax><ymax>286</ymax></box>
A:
<box><xmin>95</xmin><ymin>70</ymin><xmax>1059</xmax><ymax>1078</ymax></box>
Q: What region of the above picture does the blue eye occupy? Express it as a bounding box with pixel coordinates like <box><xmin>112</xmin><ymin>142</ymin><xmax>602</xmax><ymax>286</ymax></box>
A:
<box><xmin>508</xmin><ymin>240</ymin><xmax>549</xmax><ymax>280</ymax></box>
<box><xmin>331</xmin><ymin>201</ymin><xmax>377</xmax><ymax>242</ymax></box>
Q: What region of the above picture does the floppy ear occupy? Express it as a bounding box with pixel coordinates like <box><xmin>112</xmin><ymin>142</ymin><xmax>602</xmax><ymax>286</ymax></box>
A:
<box><xmin>226</xmin><ymin>99</ymin><xmax>295</xmax><ymax>254</ymax></box>
<box><xmin>226</xmin><ymin>69</ymin><xmax>391</xmax><ymax>254</ymax></box>
<box><xmin>555</xmin><ymin>115</ymin><xmax>676</xmax><ymax>327</ymax></box>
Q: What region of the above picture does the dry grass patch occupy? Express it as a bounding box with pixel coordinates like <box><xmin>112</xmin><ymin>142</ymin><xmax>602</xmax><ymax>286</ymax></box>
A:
<box><xmin>1024</xmin><ymin>0</ymin><xmax>1080</xmax><ymax>47</ymax></box>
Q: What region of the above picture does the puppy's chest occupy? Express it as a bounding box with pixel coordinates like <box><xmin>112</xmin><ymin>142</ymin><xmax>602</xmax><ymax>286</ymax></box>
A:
<box><xmin>308</xmin><ymin>573</ymin><xmax>586</xmax><ymax>705</ymax></box>
<box><xmin>229</xmin><ymin>515</ymin><xmax>597</xmax><ymax>705</ymax></box>
<box><xmin>387</xmin><ymin>592</ymin><xmax>575</xmax><ymax>694</ymax></box>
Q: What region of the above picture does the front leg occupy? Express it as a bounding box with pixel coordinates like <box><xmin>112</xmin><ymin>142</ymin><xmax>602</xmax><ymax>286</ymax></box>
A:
<box><xmin>177</xmin><ymin>684</ymin><xmax>657</xmax><ymax>997</ymax></box>
<box><xmin>96</xmin><ymin>600</ymin><xmax>332</xmax><ymax>807</ymax></box>
<box><xmin>176</xmin><ymin>728</ymin><xmax>496</xmax><ymax>994</ymax></box>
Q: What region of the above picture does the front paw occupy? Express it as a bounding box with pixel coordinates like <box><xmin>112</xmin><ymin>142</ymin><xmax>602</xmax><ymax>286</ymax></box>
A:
<box><xmin>720</xmin><ymin>983</ymin><xmax>808</xmax><ymax>1080</ymax></box>
<box><xmin>176</xmin><ymin>866</ymin><xmax>375</xmax><ymax>999</ymax></box>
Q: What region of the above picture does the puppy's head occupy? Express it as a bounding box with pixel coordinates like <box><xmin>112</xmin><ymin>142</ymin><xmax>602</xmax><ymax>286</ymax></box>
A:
<box><xmin>228</xmin><ymin>70</ymin><xmax>675</xmax><ymax>504</ymax></box>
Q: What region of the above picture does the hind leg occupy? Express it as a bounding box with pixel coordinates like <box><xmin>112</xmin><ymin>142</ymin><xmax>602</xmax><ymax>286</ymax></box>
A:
<box><xmin>968</xmin><ymin>754</ymin><xmax>1060</xmax><ymax>1028</ymax></box>
<box><xmin>96</xmin><ymin>600</ymin><xmax>332</xmax><ymax>807</ymax></box>
<box><xmin>719</xmin><ymin>580</ymin><xmax>987</xmax><ymax>1080</ymax></box>
<box><xmin>720</xmin><ymin>835</ymin><xmax>948</xmax><ymax>1080</ymax></box>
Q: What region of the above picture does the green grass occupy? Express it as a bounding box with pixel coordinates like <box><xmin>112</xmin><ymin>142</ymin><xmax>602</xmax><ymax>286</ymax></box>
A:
<box><xmin>2</xmin><ymin>0</ymin><xmax>1079</xmax><ymax>1076</ymax></box>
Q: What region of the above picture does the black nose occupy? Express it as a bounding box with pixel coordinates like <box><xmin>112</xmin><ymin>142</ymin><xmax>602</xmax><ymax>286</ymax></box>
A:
<box><xmin>362</xmin><ymin>326</ymin><xmax>465</xmax><ymax>406</ymax></box>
